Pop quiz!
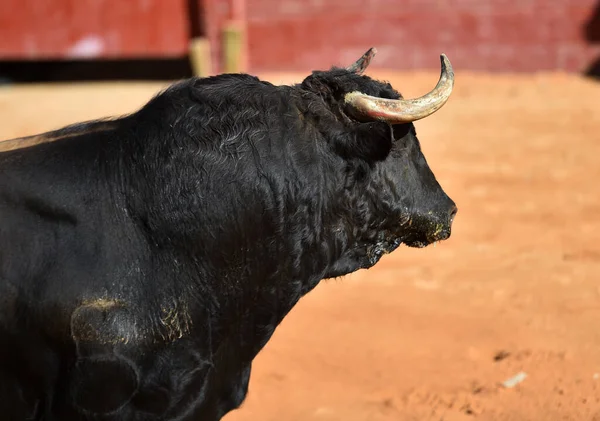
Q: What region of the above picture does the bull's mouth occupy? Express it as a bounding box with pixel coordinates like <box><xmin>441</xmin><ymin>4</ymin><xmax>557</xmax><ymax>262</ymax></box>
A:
<box><xmin>402</xmin><ymin>227</ymin><xmax>452</xmax><ymax>249</ymax></box>
<box><xmin>404</xmin><ymin>239</ymin><xmax>429</xmax><ymax>248</ymax></box>
<box><xmin>399</xmin><ymin>214</ymin><xmax>454</xmax><ymax>249</ymax></box>
<box><xmin>362</xmin><ymin>223</ymin><xmax>452</xmax><ymax>266</ymax></box>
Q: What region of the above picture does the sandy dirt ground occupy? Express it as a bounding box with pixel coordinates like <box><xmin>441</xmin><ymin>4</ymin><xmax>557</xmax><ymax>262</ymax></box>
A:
<box><xmin>0</xmin><ymin>69</ymin><xmax>599</xmax><ymax>421</ymax></box>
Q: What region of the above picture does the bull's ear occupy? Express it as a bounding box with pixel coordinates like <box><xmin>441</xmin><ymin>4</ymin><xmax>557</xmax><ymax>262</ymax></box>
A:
<box><xmin>332</xmin><ymin>121</ymin><xmax>392</xmax><ymax>163</ymax></box>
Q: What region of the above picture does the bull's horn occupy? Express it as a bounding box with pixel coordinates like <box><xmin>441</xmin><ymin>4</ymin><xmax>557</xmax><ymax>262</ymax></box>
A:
<box><xmin>344</xmin><ymin>54</ymin><xmax>454</xmax><ymax>123</ymax></box>
<box><xmin>346</xmin><ymin>47</ymin><xmax>377</xmax><ymax>74</ymax></box>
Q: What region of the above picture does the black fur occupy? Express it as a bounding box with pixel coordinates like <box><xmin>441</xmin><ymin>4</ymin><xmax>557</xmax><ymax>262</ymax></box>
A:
<box><xmin>0</xmin><ymin>64</ymin><xmax>456</xmax><ymax>420</ymax></box>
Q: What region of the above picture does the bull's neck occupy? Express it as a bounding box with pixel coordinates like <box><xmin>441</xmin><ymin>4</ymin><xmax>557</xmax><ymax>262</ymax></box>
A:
<box><xmin>118</xmin><ymin>133</ymin><xmax>340</xmax><ymax>296</ymax></box>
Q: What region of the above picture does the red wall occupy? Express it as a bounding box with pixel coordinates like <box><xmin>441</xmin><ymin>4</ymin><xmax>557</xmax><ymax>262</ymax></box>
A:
<box><xmin>0</xmin><ymin>0</ymin><xmax>189</xmax><ymax>59</ymax></box>
<box><xmin>213</xmin><ymin>0</ymin><xmax>600</xmax><ymax>73</ymax></box>
<box><xmin>1</xmin><ymin>0</ymin><xmax>598</xmax><ymax>73</ymax></box>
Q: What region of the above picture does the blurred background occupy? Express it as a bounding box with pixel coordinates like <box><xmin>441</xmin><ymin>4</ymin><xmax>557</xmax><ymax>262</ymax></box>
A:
<box><xmin>0</xmin><ymin>0</ymin><xmax>599</xmax><ymax>80</ymax></box>
<box><xmin>1</xmin><ymin>1</ymin><xmax>600</xmax><ymax>421</ymax></box>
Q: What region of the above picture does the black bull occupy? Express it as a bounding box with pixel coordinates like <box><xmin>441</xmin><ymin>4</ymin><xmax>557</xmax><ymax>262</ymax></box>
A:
<box><xmin>0</xmin><ymin>48</ymin><xmax>457</xmax><ymax>420</ymax></box>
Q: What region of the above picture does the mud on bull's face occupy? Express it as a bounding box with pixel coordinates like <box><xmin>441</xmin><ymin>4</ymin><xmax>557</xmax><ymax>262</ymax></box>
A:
<box><xmin>382</xmin><ymin>122</ymin><xmax>457</xmax><ymax>249</ymax></box>
<box><xmin>345</xmin><ymin>118</ymin><xmax>457</xmax><ymax>268</ymax></box>
<box><xmin>303</xmin><ymin>48</ymin><xmax>457</xmax><ymax>273</ymax></box>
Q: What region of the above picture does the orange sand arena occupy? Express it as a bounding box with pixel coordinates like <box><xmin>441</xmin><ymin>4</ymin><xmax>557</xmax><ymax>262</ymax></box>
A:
<box><xmin>1</xmin><ymin>70</ymin><xmax>599</xmax><ymax>421</ymax></box>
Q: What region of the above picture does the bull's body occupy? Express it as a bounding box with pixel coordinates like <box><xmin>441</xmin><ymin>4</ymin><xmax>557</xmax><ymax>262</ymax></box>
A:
<box><xmin>0</xmin><ymin>50</ymin><xmax>457</xmax><ymax>420</ymax></box>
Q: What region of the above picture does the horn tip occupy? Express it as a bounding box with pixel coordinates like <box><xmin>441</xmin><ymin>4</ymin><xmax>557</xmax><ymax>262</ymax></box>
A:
<box><xmin>439</xmin><ymin>53</ymin><xmax>454</xmax><ymax>78</ymax></box>
<box><xmin>363</xmin><ymin>47</ymin><xmax>378</xmax><ymax>60</ymax></box>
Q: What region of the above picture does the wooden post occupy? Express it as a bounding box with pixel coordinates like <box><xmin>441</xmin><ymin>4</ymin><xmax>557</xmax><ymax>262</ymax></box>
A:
<box><xmin>189</xmin><ymin>37</ymin><xmax>212</xmax><ymax>77</ymax></box>
<box><xmin>188</xmin><ymin>0</ymin><xmax>213</xmax><ymax>77</ymax></box>
<box><xmin>222</xmin><ymin>0</ymin><xmax>247</xmax><ymax>74</ymax></box>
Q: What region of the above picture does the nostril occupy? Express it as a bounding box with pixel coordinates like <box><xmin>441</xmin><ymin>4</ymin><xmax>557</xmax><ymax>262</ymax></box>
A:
<box><xmin>438</xmin><ymin>230</ymin><xmax>450</xmax><ymax>241</ymax></box>
<box><xmin>448</xmin><ymin>205</ymin><xmax>458</xmax><ymax>223</ymax></box>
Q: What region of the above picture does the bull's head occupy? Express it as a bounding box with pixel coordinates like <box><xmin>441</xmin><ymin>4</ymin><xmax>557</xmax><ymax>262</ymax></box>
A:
<box><xmin>298</xmin><ymin>48</ymin><xmax>457</xmax><ymax>277</ymax></box>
